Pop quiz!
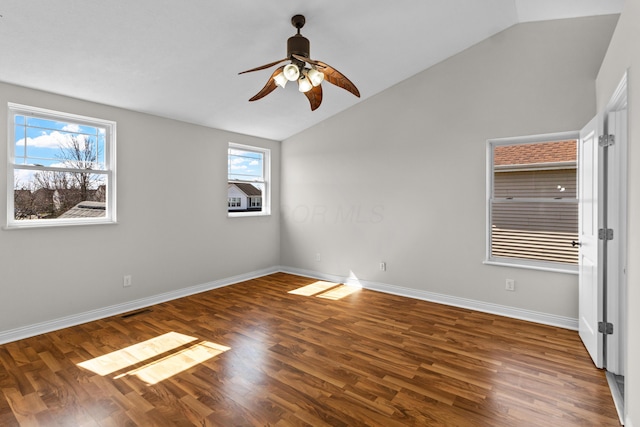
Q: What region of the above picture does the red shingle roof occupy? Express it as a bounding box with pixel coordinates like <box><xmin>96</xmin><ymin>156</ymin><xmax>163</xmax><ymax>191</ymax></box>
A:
<box><xmin>494</xmin><ymin>140</ymin><xmax>576</xmax><ymax>166</ymax></box>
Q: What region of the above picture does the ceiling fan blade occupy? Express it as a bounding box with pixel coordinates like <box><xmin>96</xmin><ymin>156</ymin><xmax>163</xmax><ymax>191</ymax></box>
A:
<box><xmin>248</xmin><ymin>66</ymin><xmax>285</xmax><ymax>102</ymax></box>
<box><xmin>239</xmin><ymin>58</ymin><xmax>288</xmax><ymax>75</ymax></box>
<box><xmin>292</xmin><ymin>54</ymin><xmax>360</xmax><ymax>98</ymax></box>
<box><xmin>304</xmin><ymin>84</ymin><xmax>323</xmax><ymax>111</ymax></box>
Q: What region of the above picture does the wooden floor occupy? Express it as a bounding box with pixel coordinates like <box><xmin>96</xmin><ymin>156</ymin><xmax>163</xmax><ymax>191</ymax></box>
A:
<box><xmin>0</xmin><ymin>273</ymin><xmax>619</xmax><ymax>426</ymax></box>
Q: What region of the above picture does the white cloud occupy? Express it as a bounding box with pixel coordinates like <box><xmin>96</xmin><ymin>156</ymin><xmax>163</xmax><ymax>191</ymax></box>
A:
<box><xmin>17</xmin><ymin>131</ymin><xmax>90</xmax><ymax>151</ymax></box>
<box><xmin>228</xmin><ymin>157</ymin><xmax>245</xmax><ymax>165</ymax></box>
<box><xmin>17</xmin><ymin>131</ymin><xmax>67</xmax><ymax>149</ymax></box>
<box><xmin>229</xmin><ymin>156</ymin><xmax>250</xmax><ymax>170</ymax></box>
<box><xmin>62</xmin><ymin>124</ymin><xmax>80</xmax><ymax>132</ymax></box>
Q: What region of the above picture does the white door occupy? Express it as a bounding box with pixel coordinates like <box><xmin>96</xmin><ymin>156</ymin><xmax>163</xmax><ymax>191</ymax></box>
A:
<box><xmin>578</xmin><ymin>115</ymin><xmax>603</xmax><ymax>368</ymax></box>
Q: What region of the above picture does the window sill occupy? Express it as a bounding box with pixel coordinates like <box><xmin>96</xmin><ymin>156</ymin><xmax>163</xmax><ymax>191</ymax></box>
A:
<box><xmin>483</xmin><ymin>259</ymin><xmax>578</xmax><ymax>275</ymax></box>
<box><xmin>4</xmin><ymin>219</ymin><xmax>117</xmax><ymax>230</ymax></box>
<box><xmin>228</xmin><ymin>211</ymin><xmax>271</xmax><ymax>218</ymax></box>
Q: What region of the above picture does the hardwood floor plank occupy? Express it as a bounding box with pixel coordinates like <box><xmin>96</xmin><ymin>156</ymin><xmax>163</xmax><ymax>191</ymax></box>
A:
<box><xmin>3</xmin><ymin>388</ymin><xmax>48</xmax><ymax>425</ymax></box>
<box><xmin>0</xmin><ymin>273</ymin><xmax>619</xmax><ymax>426</ymax></box>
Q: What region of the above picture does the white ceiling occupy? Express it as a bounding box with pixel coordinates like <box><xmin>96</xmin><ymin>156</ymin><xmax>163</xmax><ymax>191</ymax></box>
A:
<box><xmin>0</xmin><ymin>0</ymin><xmax>623</xmax><ymax>141</ymax></box>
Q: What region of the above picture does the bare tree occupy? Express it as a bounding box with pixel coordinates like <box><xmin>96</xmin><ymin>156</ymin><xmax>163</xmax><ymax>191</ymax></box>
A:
<box><xmin>58</xmin><ymin>135</ymin><xmax>101</xmax><ymax>202</ymax></box>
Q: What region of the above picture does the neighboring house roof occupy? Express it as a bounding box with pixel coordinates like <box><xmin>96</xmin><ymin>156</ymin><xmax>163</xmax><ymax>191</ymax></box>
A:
<box><xmin>58</xmin><ymin>201</ymin><xmax>106</xmax><ymax>218</ymax></box>
<box><xmin>229</xmin><ymin>182</ymin><xmax>261</xmax><ymax>197</ymax></box>
<box><xmin>494</xmin><ymin>140</ymin><xmax>576</xmax><ymax>166</ymax></box>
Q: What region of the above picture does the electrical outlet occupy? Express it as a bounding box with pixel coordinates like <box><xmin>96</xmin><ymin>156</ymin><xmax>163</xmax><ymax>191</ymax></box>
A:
<box><xmin>123</xmin><ymin>275</ymin><xmax>132</xmax><ymax>287</ymax></box>
<box><xmin>315</xmin><ymin>253</ymin><xmax>321</xmax><ymax>262</ymax></box>
<box><xmin>505</xmin><ymin>279</ymin><xmax>515</xmax><ymax>291</ymax></box>
<box><xmin>379</xmin><ymin>262</ymin><xmax>386</xmax><ymax>271</ymax></box>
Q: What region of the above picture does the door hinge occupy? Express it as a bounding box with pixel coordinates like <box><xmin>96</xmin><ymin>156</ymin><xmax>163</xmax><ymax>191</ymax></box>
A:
<box><xmin>598</xmin><ymin>228</ymin><xmax>614</xmax><ymax>240</ymax></box>
<box><xmin>599</xmin><ymin>134</ymin><xmax>615</xmax><ymax>147</ymax></box>
<box><xmin>598</xmin><ymin>322</ymin><xmax>614</xmax><ymax>335</ymax></box>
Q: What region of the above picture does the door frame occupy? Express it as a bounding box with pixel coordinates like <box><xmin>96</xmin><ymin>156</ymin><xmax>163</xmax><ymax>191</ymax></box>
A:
<box><xmin>603</xmin><ymin>73</ymin><xmax>628</xmax><ymax>376</ymax></box>
<box><xmin>598</xmin><ymin>72</ymin><xmax>628</xmax><ymax>425</ymax></box>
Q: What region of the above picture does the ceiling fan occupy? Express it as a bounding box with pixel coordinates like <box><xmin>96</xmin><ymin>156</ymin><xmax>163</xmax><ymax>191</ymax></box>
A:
<box><xmin>239</xmin><ymin>14</ymin><xmax>360</xmax><ymax>111</ymax></box>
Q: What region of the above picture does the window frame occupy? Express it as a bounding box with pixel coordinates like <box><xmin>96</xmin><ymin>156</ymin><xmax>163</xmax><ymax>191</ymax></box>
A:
<box><xmin>6</xmin><ymin>103</ymin><xmax>117</xmax><ymax>229</ymax></box>
<box><xmin>227</xmin><ymin>142</ymin><xmax>270</xmax><ymax>217</ymax></box>
<box><xmin>485</xmin><ymin>131</ymin><xmax>579</xmax><ymax>274</ymax></box>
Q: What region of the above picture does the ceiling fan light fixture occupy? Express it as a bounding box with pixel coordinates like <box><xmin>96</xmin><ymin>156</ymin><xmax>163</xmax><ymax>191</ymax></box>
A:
<box><xmin>274</xmin><ymin>71</ymin><xmax>288</xmax><ymax>88</ymax></box>
<box><xmin>298</xmin><ymin>73</ymin><xmax>313</xmax><ymax>93</ymax></box>
<box><xmin>283</xmin><ymin>63</ymin><xmax>300</xmax><ymax>81</ymax></box>
<box><xmin>307</xmin><ymin>68</ymin><xmax>324</xmax><ymax>87</ymax></box>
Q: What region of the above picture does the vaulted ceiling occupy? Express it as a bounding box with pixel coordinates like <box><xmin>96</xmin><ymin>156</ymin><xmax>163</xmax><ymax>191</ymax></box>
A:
<box><xmin>0</xmin><ymin>1</ymin><xmax>623</xmax><ymax>140</ymax></box>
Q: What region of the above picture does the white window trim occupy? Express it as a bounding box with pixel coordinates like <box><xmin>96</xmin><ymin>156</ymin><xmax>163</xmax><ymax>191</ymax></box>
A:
<box><xmin>228</xmin><ymin>142</ymin><xmax>270</xmax><ymax>218</ymax></box>
<box><xmin>6</xmin><ymin>103</ymin><xmax>117</xmax><ymax>229</ymax></box>
<box><xmin>485</xmin><ymin>131</ymin><xmax>578</xmax><ymax>274</ymax></box>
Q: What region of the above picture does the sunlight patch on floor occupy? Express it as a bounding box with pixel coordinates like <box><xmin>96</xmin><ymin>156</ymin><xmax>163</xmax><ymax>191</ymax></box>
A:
<box><xmin>78</xmin><ymin>331</ymin><xmax>230</xmax><ymax>385</ymax></box>
<box><xmin>288</xmin><ymin>281</ymin><xmax>338</xmax><ymax>296</ymax></box>
<box><xmin>288</xmin><ymin>280</ymin><xmax>360</xmax><ymax>300</ymax></box>
<box><xmin>78</xmin><ymin>331</ymin><xmax>197</xmax><ymax>376</ymax></box>
<box><xmin>317</xmin><ymin>285</ymin><xmax>360</xmax><ymax>300</ymax></box>
<box><xmin>117</xmin><ymin>340</ymin><xmax>230</xmax><ymax>385</ymax></box>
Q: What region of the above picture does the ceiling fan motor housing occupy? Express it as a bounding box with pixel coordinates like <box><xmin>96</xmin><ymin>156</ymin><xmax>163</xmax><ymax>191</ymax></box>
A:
<box><xmin>287</xmin><ymin>34</ymin><xmax>310</xmax><ymax>61</ymax></box>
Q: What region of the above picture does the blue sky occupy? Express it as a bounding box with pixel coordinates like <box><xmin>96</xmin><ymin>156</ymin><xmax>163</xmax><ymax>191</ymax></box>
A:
<box><xmin>14</xmin><ymin>115</ymin><xmax>105</xmax><ymax>168</ymax></box>
<box><xmin>228</xmin><ymin>148</ymin><xmax>263</xmax><ymax>182</ymax></box>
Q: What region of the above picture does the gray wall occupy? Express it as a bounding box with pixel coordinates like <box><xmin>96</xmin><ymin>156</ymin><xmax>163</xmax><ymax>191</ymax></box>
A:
<box><xmin>0</xmin><ymin>82</ymin><xmax>280</xmax><ymax>331</ymax></box>
<box><xmin>281</xmin><ymin>16</ymin><xmax>617</xmax><ymax>318</ymax></box>
<box><xmin>596</xmin><ymin>0</ymin><xmax>639</xmax><ymax>424</ymax></box>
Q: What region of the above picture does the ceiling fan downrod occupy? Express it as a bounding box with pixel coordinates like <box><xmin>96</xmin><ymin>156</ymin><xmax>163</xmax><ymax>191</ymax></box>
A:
<box><xmin>287</xmin><ymin>14</ymin><xmax>310</xmax><ymax>60</ymax></box>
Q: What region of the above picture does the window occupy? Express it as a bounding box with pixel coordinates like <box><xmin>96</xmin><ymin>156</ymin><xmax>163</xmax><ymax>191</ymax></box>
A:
<box><xmin>486</xmin><ymin>134</ymin><xmax>578</xmax><ymax>272</ymax></box>
<box><xmin>249</xmin><ymin>197</ymin><xmax>262</xmax><ymax>208</ymax></box>
<box><xmin>228</xmin><ymin>143</ymin><xmax>270</xmax><ymax>216</ymax></box>
<box><xmin>7</xmin><ymin>103</ymin><xmax>116</xmax><ymax>228</ymax></box>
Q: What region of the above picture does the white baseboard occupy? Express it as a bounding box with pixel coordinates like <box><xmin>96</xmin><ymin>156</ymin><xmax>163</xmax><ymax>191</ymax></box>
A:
<box><xmin>0</xmin><ymin>266</ymin><xmax>279</xmax><ymax>345</ymax></box>
<box><xmin>279</xmin><ymin>266</ymin><xmax>579</xmax><ymax>331</ymax></box>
